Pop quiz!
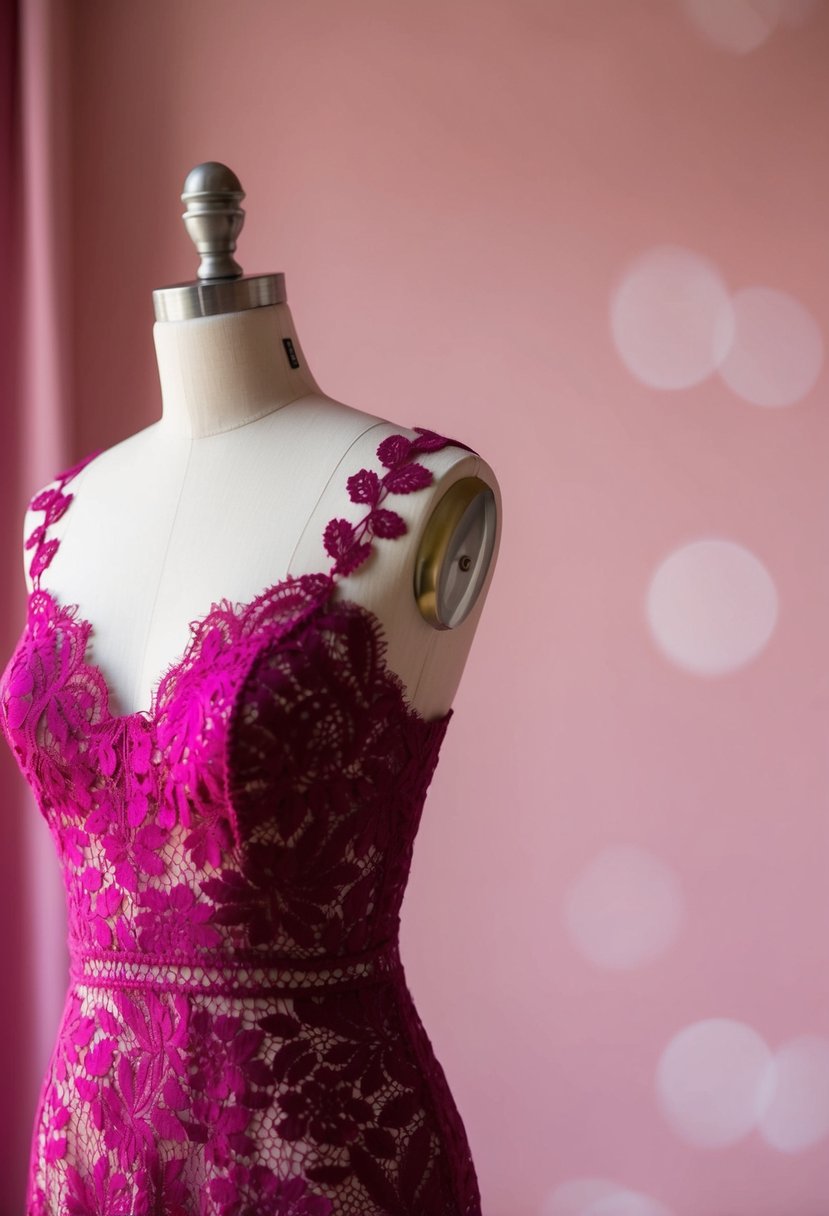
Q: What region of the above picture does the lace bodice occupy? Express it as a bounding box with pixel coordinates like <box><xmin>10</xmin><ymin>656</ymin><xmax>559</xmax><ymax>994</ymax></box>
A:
<box><xmin>0</xmin><ymin>424</ymin><xmax>483</xmax><ymax>1216</ymax></box>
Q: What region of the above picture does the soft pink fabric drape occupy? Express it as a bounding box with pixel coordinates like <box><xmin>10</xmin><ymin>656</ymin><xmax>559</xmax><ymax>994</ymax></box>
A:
<box><xmin>1</xmin><ymin>0</ymin><xmax>74</xmax><ymax>1208</ymax></box>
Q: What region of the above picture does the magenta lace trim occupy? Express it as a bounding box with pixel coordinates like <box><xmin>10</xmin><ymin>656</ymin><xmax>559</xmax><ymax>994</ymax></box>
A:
<box><xmin>27</xmin><ymin>426</ymin><xmax>474</xmax><ymax>591</ymax></box>
<box><xmin>18</xmin><ymin>425</ymin><xmax>474</xmax><ymax>732</ymax></box>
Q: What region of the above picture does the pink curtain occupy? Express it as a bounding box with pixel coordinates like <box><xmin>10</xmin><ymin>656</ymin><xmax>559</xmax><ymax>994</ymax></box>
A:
<box><xmin>1</xmin><ymin>0</ymin><xmax>74</xmax><ymax>1207</ymax></box>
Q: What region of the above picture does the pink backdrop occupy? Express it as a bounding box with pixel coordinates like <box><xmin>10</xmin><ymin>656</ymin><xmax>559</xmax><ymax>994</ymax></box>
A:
<box><xmin>5</xmin><ymin>1</ymin><xmax>829</xmax><ymax>1213</ymax></box>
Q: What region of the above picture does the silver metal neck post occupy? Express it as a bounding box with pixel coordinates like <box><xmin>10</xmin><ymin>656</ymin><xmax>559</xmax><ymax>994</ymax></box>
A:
<box><xmin>152</xmin><ymin>162</ymin><xmax>286</xmax><ymax>322</ymax></box>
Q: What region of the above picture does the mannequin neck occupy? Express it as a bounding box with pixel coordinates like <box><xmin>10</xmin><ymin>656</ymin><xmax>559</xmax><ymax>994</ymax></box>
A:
<box><xmin>152</xmin><ymin>302</ymin><xmax>321</xmax><ymax>438</ymax></box>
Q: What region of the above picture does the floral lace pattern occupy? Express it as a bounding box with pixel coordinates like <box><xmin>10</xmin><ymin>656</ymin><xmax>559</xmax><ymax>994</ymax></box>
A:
<box><xmin>0</xmin><ymin>426</ymin><xmax>483</xmax><ymax>1215</ymax></box>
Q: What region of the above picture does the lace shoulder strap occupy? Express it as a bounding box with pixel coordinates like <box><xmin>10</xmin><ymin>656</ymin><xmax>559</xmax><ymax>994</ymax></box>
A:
<box><xmin>23</xmin><ymin>424</ymin><xmax>476</xmax><ymax>594</ymax></box>
<box><xmin>320</xmin><ymin>425</ymin><xmax>476</xmax><ymax>579</ymax></box>
<box><xmin>24</xmin><ymin>449</ymin><xmax>103</xmax><ymax>592</ymax></box>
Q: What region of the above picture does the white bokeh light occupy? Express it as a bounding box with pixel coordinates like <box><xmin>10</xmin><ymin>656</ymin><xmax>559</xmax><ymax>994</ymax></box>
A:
<box><xmin>543</xmin><ymin>1179</ymin><xmax>676</xmax><ymax>1216</ymax></box>
<box><xmin>543</xmin><ymin>1179</ymin><xmax>620</xmax><ymax>1216</ymax></box>
<box><xmin>646</xmin><ymin>539</ymin><xmax>778</xmax><ymax>676</ymax></box>
<box><xmin>563</xmin><ymin>845</ymin><xmax>684</xmax><ymax>970</ymax></box>
<box><xmin>678</xmin><ymin>0</ymin><xmax>781</xmax><ymax>53</ymax></box>
<box><xmin>757</xmin><ymin>1035</ymin><xmax>829</xmax><ymax>1152</ymax></box>
<box><xmin>610</xmin><ymin>245</ymin><xmax>735</xmax><ymax>389</ymax></box>
<box><xmin>586</xmin><ymin>1192</ymin><xmax>675</xmax><ymax>1216</ymax></box>
<box><xmin>679</xmin><ymin>0</ymin><xmax>822</xmax><ymax>51</ymax></box>
<box><xmin>656</xmin><ymin>1018</ymin><xmax>774</xmax><ymax>1147</ymax></box>
<box><xmin>716</xmin><ymin>286</ymin><xmax>824</xmax><ymax>407</ymax></box>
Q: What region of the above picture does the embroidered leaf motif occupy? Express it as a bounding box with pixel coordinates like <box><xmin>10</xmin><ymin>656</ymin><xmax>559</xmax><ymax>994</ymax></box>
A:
<box><xmin>85</xmin><ymin>1038</ymin><xmax>116</xmax><ymax>1077</ymax></box>
<box><xmin>382</xmin><ymin>461</ymin><xmax>433</xmax><ymax>494</ymax></box>
<box><xmin>376</xmin><ymin>433</ymin><xmax>414</xmax><ymax>468</ymax></box>
<box><xmin>367</xmin><ymin>507</ymin><xmax>407</xmax><ymax>540</ymax></box>
<box><xmin>322</xmin><ymin>517</ymin><xmax>353</xmax><ymax>560</ymax></box>
<box><xmin>346</xmin><ymin>467</ymin><xmax>383</xmax><ymax>505</ymax></box>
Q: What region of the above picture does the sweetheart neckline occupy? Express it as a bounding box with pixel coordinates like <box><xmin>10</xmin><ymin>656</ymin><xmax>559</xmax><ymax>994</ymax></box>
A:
<box><xmin>17</xmin><ymin>424</ymin><xmax>472</xmax><ymax>738</ymax></box>
<box><xmin>25</xmin><ymin>575</ymin><xmax>454</xmax><ymax>735</ymax></box>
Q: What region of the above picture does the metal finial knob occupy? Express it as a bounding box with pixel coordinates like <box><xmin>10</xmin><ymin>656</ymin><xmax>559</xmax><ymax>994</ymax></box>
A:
<box><xmin>152</xmin><ymin>162</ymin><xmax>286</xmax><ymax>321</ymax></box>
<box><xmin>181</xmin><ymin>162</ymin><xmax>246</xmax><ymax>281</ymax></box>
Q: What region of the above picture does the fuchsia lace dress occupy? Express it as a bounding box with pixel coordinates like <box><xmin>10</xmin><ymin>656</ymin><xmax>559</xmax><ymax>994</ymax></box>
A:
<box><xmin>0</xmin><ymin>425</ymin><xmax>483</xmax><ymax>1216</ymax></box>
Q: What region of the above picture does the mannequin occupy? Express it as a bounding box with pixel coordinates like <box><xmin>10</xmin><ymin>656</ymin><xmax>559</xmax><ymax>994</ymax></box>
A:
<box><xmin>7</xmin><ymin>163</ymin><xmax>503</xmax><ymax>1216</ymax></box>
<box><xmin>22</xmin><ymin>165</ymin><xmax>501</xmax><ymax>724</ymax></box>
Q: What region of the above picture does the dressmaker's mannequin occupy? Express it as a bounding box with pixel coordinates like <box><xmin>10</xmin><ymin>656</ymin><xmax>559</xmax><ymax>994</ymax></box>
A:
<box><xmin>22</xmin><ymin>166</ymin><xmax>501</xmax><ymax>723</ymax></box>
<box><xmin>10</xmin><ymin>170</ymin><xmax>499</xmax><ymax>1209</ymax></box>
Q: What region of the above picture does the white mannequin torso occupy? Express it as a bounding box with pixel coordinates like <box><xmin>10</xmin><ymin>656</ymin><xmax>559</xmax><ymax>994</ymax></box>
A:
<box><xmin>22</xmin><ymin>304</ymin><xmax>501</xmax><ymax>722</ymax></box>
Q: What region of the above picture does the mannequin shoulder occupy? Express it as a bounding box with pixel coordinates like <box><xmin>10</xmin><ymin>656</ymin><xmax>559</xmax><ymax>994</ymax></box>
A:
<box><xmin>17</xmin><ymin>429</ymin><xmax>141</xmax><ymax>594</ymax></box>
<box><xmin>21</xmin><ymin>475</ymin><xmax>56</xmax><ymax>594</ymax></box>
<box><xmin>339</xmin><ymin>418</ymin><xmax>503</xmax><ymax>626</ymax></box>
<box><xmin>338</xmin><ymin>416</ymin><xmax>502</xmax><ymax>522</ymax></box>
<box><xmin>20</xmin><ymin>463</ymin><xmax>80</xmax><ymax>595</ymax></box>
<box><xmin>344</xmin><ymin>416</ymin><xmax>497</xmax><ymax>486</ymax></box>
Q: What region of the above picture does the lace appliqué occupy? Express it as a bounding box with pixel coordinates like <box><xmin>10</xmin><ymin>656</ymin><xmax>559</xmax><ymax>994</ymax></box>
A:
<box><xmin>0</xmin><ymin>425</ymin><xmax>482</xmax><ymax>1215</ymax></box>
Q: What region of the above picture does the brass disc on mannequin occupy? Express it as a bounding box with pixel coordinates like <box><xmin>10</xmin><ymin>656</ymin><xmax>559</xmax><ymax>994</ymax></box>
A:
<box><xmin>414</xmin><ymin>477</ymin><xmax>498</xmax><ymax>630</ymax></box>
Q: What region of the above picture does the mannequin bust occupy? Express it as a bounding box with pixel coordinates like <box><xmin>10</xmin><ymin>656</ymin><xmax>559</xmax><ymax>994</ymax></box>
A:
<box><xmin>8</xmin><ymin>164</ymin><xmax>500</xmax><ymax>1215</ymax></box>
<box><xmin>22</xmin><ymin>164</ymin><xmax>502</xmax><ymax>724</ymax></box>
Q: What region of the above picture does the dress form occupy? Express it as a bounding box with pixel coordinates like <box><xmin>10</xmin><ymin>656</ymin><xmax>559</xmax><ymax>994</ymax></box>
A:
<box><xmin>22</xmin><ymin>165</ymin><xmax>501</xmax><ymax>723</ymax></box>
<box><xmin>6</xmin><ymin>169</ymin><xmax>500</xmax><ymax>1209</ymax></box>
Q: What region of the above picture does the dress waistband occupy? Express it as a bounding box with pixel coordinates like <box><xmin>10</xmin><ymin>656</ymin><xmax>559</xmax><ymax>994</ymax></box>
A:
<box><xmin>69</xmin><ymin>939</ymin><xmax>403</xmax><ymax>997</ymax></box>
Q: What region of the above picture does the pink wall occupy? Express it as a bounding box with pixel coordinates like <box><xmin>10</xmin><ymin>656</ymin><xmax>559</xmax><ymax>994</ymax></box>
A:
<box><xmin>61</xmin><ymin>2</ymin><xmax>829</xmax><ymax>1213</ymax></box>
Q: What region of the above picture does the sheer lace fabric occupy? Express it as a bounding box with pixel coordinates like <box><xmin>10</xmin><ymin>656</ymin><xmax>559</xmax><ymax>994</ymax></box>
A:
<box><xmin>0</xmin><ymin>426</ymin><xmax>482</xmax><ymax>1216</ymax></box>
